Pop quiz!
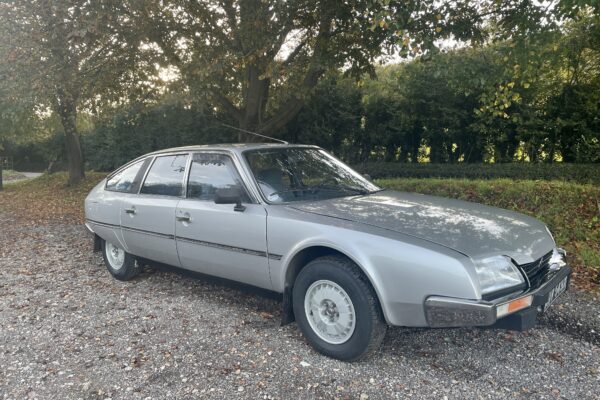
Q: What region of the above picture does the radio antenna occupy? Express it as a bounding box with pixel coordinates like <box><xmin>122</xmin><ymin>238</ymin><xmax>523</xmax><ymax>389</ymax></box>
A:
<box><xmin>221</xmin><ymin>123</ymin><xmax>289</xmax><ymax>144</ymax></box>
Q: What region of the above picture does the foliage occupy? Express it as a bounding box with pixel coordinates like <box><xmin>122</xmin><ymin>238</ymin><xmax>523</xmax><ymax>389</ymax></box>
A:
<box><xmin>285</xmin><ymin>11</ymin><xmax>599</xmax><ymax>164</ymax></box>
<box><xmin>1</xmin><ymin>1</ymin><xmax>599</xmax><ymax>176</ymax></box>
<box><xmin>283</xmin><ymin>74</ymin><xmax>364</xmax><ymax>161</ymax></box>
<box><xmin>83</xmin><ymin>98</ymin><xmax>238</xmax><ymax>171</ymax></box>
<box><xmin>377</xmin><ymin>178</ymin><xmax>600</xmax><ymax>290</ymax></box>
<box><xmin>132</xmin><ymin>0</ymin><xmax>563</xmax><ymax>135</ymax></box>
<box><xmin>0</xmin><ymin>0</ymin><xmax>156</xmax><ymax>184</ymax></box>
<box><xmin>352</xmin><ymin>13</ymin><xmax>600</xmax><ymax>163</ymax></box>
<box><xmin>355</xmin><ymin>162</ymin><xmax>600</xmax><ymax>184</ymax></box>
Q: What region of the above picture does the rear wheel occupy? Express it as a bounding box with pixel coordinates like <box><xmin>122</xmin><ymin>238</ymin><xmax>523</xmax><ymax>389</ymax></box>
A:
<box><xmin>101</xmin><ymin>239</ymin><xmax>140</xmax><ymax>281</ymax></box>
<box><xmin>292</xmin><ymin>255</ymin><xmax>387</xmax><ymax>361</ymax></box>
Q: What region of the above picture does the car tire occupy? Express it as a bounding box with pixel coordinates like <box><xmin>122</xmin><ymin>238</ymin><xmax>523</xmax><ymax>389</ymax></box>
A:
<box><xmin>101</xmin><ymin>239</ymin><xmax>140</xmax><ymax>281</ymax></box>
<box><xmin>293</xmin><ymin>255</ymin><xmax>387</xmax><ymax>361</ymax></box>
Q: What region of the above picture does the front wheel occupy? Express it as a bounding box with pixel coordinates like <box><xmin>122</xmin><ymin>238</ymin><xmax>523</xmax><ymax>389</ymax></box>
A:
<box><xmin>101</xmin><ymin>239</ymin><xmax>140</xmax><ymax>281</ymax></box>
<box><xmin>292</xmin><ymin>255</ymin><xmax>387</xmax><ymax>361</ymax></box>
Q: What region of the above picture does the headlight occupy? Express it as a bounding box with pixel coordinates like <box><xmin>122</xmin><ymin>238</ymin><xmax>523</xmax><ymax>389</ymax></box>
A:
<box><xmin>474</xmin><ymin>256</ymin><xmax>525</xmax><ymax>296</ymax></box>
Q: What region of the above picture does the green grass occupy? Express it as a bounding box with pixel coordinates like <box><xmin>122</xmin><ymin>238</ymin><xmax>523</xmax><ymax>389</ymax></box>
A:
<box><xmin>377</xmin><ymin>178</ymin><xmax>600</xmax><ymax>289</ymax></box>
<box><xmin>0</xmin><ymin>172</ymin><xmax>597</xmax><ymax>289</ymax></box>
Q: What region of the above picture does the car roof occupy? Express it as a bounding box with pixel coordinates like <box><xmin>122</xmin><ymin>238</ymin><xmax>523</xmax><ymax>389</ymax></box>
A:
<box><xmin>143</xmin><ymin>143</ymin><xmax>319</xmax><ymax>157</ymax></box>
<box><xmin>109</xmin><ymin>143</ymin><xmax>323</xmax><ymax>177</ymax></box>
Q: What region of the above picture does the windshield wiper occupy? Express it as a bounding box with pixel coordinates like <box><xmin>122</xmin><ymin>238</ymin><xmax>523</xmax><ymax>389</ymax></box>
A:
<box><xmin>267</xmin><ymin>184</ymin><xmax>376</xmax><ymax>200</ymax></box>
<box><xmin>266</xmin><ymin>188</ymin><xmax>305</xmax><ymax>198</ymax></box>
<box><xmin>312</xmin><ymin>184</ymin><xmax>370</xmax><ymax>195</ymax></box>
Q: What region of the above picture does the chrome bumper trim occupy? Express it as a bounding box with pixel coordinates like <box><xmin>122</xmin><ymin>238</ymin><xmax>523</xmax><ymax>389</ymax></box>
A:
<box><xmin>424</xmin><ymin>265</ymin><xmax>571</xmax><ymax>328</ymax></box>
<box><xmin>84</xmin><ymin>222</ymin><xmax>94</xmax><ymax>234</ymax></box>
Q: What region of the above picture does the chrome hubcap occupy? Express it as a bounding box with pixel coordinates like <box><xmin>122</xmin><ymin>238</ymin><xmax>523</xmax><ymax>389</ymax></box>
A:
<box><xmin>304</xmin><ymin>280</ymin><xmax>356</xmax><ymax>344</ymax></box>
<box><xmin>106</xmin><ymin>242</ymin><xmax>125</xmax><ymax>270</ymax></box>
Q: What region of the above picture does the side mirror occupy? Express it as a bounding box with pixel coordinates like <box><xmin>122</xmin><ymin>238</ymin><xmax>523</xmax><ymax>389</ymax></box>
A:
<box><xmin>363</xmin><ymin>173</ymin><xmax>372</xmax><ymax>181</ymax></box>
<box><xmin>214</xmin><ymin>186</ymin><xmax>246</xmax><ymax>212</ymax></box>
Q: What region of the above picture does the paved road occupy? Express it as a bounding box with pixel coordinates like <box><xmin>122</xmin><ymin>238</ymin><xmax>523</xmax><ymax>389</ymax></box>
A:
<box><xmin>2</xmin><ymin>171</ymin><xmax>43</xmax><ymax>184</ymax></box>
<box><xmin>0</xmin><ymin>212</ymin><xmax>598</xmax><ymax>399</ymax></box>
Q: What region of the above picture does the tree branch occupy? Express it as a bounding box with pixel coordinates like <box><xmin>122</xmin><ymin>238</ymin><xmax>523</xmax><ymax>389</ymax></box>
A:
<box><xmin>259</xmin><ymin>12</ymin><xmax>333</xmax><ymax>134</ymax></box>
<box><xmin>210</xmin><ymin>90</ymin><xmax>242</xmax><ymax>122</ymax></box>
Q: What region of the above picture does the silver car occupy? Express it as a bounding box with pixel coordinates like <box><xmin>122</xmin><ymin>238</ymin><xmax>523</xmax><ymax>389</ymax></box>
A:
<box><xmin>85</xmin><ymin>144</ymin><xmax>571</xmax><ymax>361</ymax></box>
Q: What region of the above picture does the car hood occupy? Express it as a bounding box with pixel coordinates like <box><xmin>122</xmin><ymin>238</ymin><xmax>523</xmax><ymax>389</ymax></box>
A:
<box><xmin>288</xmin><ymin>190</ymin><xmax>554</xmax><ymax>264</ymax></box>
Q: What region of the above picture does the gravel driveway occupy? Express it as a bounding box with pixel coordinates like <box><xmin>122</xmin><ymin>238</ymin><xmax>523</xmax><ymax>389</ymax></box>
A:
<box><xmin>0</xmin><ymin>212</ymin><xmax>598</xmax><ymax>399</ymax></box>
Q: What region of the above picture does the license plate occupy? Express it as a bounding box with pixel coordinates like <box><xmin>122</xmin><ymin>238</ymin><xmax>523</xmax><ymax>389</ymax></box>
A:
<box><xmin>543</xmin><ymin>276</ymin><xmax>568</xmax><ymax>311</ymax></box>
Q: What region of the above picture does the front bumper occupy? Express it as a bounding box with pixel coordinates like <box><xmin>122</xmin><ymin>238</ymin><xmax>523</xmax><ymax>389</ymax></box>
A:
<box><xmin>424</xmin><ymin>265</ymin><xmax>571</xmax><ymax>331</ymax></box>
<box><xmin>84</xmin><ymin>221</ymin><xmax>102</xmax><ymax>252</ymax></box>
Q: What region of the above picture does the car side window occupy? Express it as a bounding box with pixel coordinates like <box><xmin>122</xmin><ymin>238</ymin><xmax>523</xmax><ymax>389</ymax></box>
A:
<box><xmin>106</xmin><ymin>160</ymin><xmax>144</xmax><ymax>193</ymax></box>
<box><xmin>187</xmin><ymin>153</ymin><xmax>250</xmax><ymax>202</ymax></box>
<box><xmin>140</xmin><ymin>154</ymin><xmax>188</xmax><ymax>196</ymax></box>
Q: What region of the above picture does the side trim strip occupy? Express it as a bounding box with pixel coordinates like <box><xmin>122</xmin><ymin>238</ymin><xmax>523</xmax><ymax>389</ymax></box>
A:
<box><xmin>85</xmin><ymin>219</ymin><xmax>282</xmax><ymax>260</ymax></box>
<box><xmin>177</xmin><ymin>236</ymin><xmax>266</xmax><ymax>257</ymax></box>
<box><xmin>86</xmin><ymin>219</ymin><xmax>119</xmax><ymax>229</ymax></box>
<box><xmin>121</xmin><ymin>225</ymin><xmax>175</xmax><ymax>240</ymax></box>
<box><xmin>177</xmin><ymin>236</ymin><xmax>282</xmax><ymax>260</ymax></box>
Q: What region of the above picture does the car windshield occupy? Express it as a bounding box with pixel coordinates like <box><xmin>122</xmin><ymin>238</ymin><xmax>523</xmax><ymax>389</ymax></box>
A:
<box><xmin>244</xmin><ymin>147</ymin><xmax>381</xmax><ymax>203</ymax></box>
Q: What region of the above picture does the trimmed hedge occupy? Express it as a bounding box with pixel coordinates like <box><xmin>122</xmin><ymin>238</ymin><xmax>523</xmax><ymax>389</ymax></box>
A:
<box><xmin>352</xmin><ymin>162</ymin><xmax>600</xmax><ymax>184</ymax></box>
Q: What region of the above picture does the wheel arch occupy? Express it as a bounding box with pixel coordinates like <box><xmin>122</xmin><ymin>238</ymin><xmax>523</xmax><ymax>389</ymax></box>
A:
<box><xmin>279</xmin><ymin>244</ymin><xmax>385</xmax><ymax>326</ymax></box>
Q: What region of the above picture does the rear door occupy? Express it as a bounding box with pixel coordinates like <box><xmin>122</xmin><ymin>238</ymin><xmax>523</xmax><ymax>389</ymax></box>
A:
<box><xmin>175</xmin><ymin>152</ymin><xmax>271</xmax><ymax>289</ymax></box>
<box><xmin>86</xmin><ymin>158</ymin><xmax>150</xmax><ymax>249</ymax></box>
<box><xmin>121</xmin><ymin>153</ymin><xmax>189</xmax><ymax>267</ymax></box>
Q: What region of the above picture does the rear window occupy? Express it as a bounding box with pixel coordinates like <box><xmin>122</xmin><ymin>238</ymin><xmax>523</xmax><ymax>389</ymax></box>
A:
<box><xmin>140</xmin><ymin>154</ymin><xmax>188</xmax><ymax>196</ymax></box>
<box><xmin>105</xmin><ymin>160</ymin><xmax>144</xmax><ymax>193</ymax></box>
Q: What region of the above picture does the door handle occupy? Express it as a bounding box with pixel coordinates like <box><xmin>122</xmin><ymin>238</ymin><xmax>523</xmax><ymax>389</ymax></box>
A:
<box><xmin>124</xmin><ymin>207</ymin><xmax>136</xmax><ymax>214</ymax></box>
<box><xmin>176</xmin><ymin>215</ymin><xmax>191</xmax><ymax>222</ymax></box>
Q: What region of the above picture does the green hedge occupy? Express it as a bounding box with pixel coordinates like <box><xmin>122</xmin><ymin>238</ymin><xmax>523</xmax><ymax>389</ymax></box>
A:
<box><xmin>352</xmin><ymin>162</ymin><xmax>600</xmax><ymax>184</ymax></box>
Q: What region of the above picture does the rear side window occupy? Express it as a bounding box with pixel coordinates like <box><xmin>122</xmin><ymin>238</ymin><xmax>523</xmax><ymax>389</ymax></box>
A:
<box><xmin>140</xmin><ymin>154</ymin><xmax>188</xmax><ymax>196</ymax></box>
<box><xmin>187</xmin><ymin>153</ymin><xmax>249</xmax><ymax>202</ymax></box>
<box><xmin>106</xmin><ymin>160</ymin><xmax>144</xmax><ymax>193</ymax></box>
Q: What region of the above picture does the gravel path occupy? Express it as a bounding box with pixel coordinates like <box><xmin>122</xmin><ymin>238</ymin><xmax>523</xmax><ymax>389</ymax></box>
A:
<box><xmin>0</xmin><ymin>212</ymin><xmax>598</xmax><ymax>399</ymax></box>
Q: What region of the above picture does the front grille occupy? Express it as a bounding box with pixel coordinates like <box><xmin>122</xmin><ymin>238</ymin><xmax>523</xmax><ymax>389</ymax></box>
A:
<box><xmin>519</xmin><ymin>251</ymin><xmax>553</xmax><ymax>288</ymax></box>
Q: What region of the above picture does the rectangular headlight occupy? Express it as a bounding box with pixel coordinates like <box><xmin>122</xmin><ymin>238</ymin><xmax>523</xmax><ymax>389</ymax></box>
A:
<box><xmin>474</xmin><ymin>256</ymin><xmax>525</xmax><ymax>296</ymax></box>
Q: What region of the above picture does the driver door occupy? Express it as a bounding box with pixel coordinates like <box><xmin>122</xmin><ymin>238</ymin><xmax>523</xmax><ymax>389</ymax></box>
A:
<box><xmin>175</xmin><ymin>152</ymin><xmax>271</xmax><ymax>289</ymax></box>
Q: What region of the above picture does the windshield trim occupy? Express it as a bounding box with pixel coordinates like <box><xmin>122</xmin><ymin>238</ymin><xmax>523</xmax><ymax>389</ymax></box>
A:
<box><xmin>241</xmin><ymin>146</ymin><xmax>382</xmax><ymax>205</ymax></box>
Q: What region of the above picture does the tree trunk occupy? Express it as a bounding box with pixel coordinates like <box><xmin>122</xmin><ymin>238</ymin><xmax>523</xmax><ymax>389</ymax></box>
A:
<box><xmin>64</xmin><ymin>128</ymin><xmax>85</xmax><ymax>185</ymax></box>
<box><xmin>240</xmin><ymin>65</ymin><xmax>271</xmax><ymax>141</ymax></box>
<box><xmin>55</xmin><ymin>90</ymin><xmax>85</xmax><ymax>185</ymax></box>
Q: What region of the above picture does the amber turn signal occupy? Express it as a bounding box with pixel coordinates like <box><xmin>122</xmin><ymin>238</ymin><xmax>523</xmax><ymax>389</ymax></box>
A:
<box><xmin>496</xmin><ymin>296</ymin><xmax>533</xmax><ymax>318</ymax></box>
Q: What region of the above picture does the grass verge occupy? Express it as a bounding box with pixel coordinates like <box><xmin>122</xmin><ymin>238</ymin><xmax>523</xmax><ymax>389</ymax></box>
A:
<box><xmin>0</xmin><ymin>173</ymin><xmax>597</xmax><ymax>290</ymax></box>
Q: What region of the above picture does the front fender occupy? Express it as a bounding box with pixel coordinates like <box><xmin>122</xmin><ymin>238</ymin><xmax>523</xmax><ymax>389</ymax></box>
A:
<box><xmin>267</xmin><ymin>208</ymin><xmax>479</xmax><ymax>326</ymax></box>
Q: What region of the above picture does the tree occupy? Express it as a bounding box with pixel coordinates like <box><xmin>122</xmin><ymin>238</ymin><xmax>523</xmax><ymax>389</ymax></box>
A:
<box><xmin>134</xmin><ymin>0</ymin><xmax>556</xmax><ymax>137</ymax></box>
<box><xmin>0</xmin><ymin>1</ymin><xmax>148</xmax><ymax>184</ymax></box>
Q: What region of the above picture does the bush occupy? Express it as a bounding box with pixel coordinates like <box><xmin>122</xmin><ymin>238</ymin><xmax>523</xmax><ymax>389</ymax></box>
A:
<box><xmin>354</xmin><ymin>162</ymin><xmax>600</xmax><ymax>184</ymax></box>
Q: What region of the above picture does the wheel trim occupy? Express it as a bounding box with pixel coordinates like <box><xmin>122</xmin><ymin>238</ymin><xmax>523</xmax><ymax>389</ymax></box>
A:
<box><xmin>106</xmin><ymin>242</ymin><xmax>125</xmax><ymax>270</ymax></box>
<box><xmin>304</xmin><ymin>280</ymin><xmax>356</xmax><ymax>345</ymax></box>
